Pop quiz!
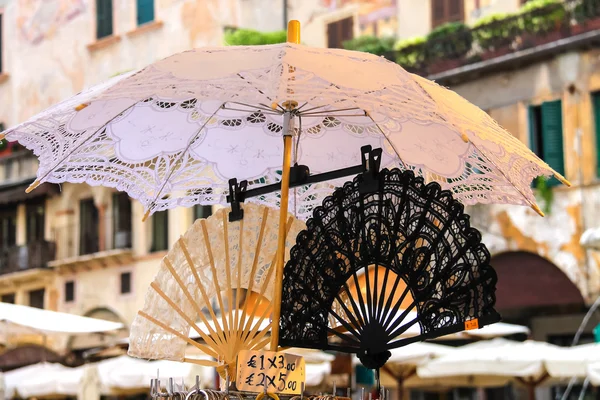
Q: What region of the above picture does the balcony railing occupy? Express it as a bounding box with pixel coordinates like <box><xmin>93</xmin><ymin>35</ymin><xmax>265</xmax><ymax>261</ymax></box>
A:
<box><xmin>392</xmin><ymin>0</ymin><xmax>600</xmax><ymax>77</ymax></box>
<box><xmin>0</xmin><ymin>151</ymin><xmax>38</xmax><ymax>187</ymax></box>
<box><xmin>0</xmin><ymin>240</ymin><xmax>56</xmax><ymax>275</ymax></box>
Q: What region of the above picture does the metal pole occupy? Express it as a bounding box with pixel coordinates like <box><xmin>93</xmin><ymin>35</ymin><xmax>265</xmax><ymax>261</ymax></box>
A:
<box><xmin>270</xmin><ymin>19</ymin><xmax>300</xmax><ymax>352</ymax></box>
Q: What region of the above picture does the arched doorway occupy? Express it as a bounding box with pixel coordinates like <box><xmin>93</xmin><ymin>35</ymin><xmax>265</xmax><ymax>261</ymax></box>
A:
<box><xmin>67</xmin><ymin>307</ymin><xmax>128</xmax><ymax>353</ymax></box>
<box><xmin>492</xmin><ymin>251</ymin><xmax>584</xmax><ymax>313</ymax></box>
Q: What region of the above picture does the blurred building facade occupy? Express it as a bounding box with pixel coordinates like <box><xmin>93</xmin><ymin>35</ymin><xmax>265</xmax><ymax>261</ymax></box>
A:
<box><xmin>0</xmin><ymin>0</ymin><xmax>598</xmax><ymax>397</ymax></box>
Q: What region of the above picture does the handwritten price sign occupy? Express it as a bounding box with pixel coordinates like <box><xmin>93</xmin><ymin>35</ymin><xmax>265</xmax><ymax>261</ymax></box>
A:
<box><xmin>236</xmin><ymin>350</ymin><xmax>305</xmax><ymax>394</ymax></box>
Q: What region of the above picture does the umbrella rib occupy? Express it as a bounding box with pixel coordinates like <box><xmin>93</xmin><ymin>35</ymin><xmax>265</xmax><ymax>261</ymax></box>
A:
<box><xmin>366</xmin><ymin>113</ymin><xmax>408</xmax><ymax>170</ymax></box>
<box><xmin>221</xmin><ymin>106</ymin><xmax>281</xmax><ymax>115</ymax></box>
<box><xmin>298</xmin><ymin>107</ymin><xmax>363</xmax><ymax>116</ymax></box>
<box><xmin>235</xmin><ymin>73</ymin><xmax>276</xmax><ymax>105</ymax></box>
<box><xmin>300</xmin><ymin>114</ymin><xmax>367</xmax><ymax>118</ymax></box>
<box><xmin>227</xmin><ymin>101</ymin><xmax>283</xmax><ymax>114</ymax></box>
<box><xmin>28</xmin><ymin>101</ymin><xmax>139</xmax><ymax>190</ymax></box>
<box><xmin>144</xmin><ymin>104</ymin><xmax>224</xmax><ymax>218</ymax></box>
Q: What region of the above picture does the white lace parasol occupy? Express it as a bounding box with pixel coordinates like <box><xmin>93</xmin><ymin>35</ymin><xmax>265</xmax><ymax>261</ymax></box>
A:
<box><xmin>1</xmin><ymin>43</ymin><xmax>567</xmax><ymax>220</ymax></box>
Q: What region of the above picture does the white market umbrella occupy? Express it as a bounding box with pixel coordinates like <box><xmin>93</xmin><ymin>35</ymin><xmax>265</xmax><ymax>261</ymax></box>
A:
<box><xmin>4</xmin><ymin>362</ymin><xmax>74</xmax><ymax>398</ymax></box>
<box><xmin>0</xmin><ymin>302</ymin><xmax>123</xmax><ymax>338</ymax></box>
<box><xmin>97</xmin><ymin>355</ymin><xmax>212</xmax><ymax>394</ymax></box>
<box><xmin>340</xmin><ymin>310</ymin><xmax>529</xmax><ymax>341</ymax></box>
<box><xmin>587</xmin><ymin>361</ymin><xmax>600</xmax><ymax>386</ymax></box>
<box><xmin>77</xmin><ymin>364</ymin><xmax>101</xmax><ymax>400</ymax></box>
<box><xmin>305</xmin><ymin>361</ymin><xmax>332</xmax><ymax>388</ymax></box>
<box><xmin>364</xmin><ymin>342</ymin><xmax>455</xmax><ymax>399</ymax></box>
<box><xmin>545</xmin><ymin>343</ymin><xmax>600</xmax><ymax>380</ymax></box>
<box><xmin>417</xmin><ymin>339</ymin><xmax>562</xmax><ymax>399</ymax></box>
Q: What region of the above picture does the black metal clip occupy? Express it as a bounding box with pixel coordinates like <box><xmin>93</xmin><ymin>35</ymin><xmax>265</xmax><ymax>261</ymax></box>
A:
<box><xmin>359</xmin><ymin>145</ymin><xmax>383</xmax><ymax>194</ymax></box>
<box><xmin>289</xmin><ymin>163</ymin><xmax>310</xmax><ymax>186</ymax></box>
<box><xmin>226</xmin><ymin>178</ymin><xmax>248</xmax><ymax>222</ymax></box>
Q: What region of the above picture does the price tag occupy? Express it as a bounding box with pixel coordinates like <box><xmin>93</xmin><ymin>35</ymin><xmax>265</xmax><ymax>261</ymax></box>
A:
<box><xmin>464</xmin><ymin>318</ymin><xmax>479</xmax><ymax>330</ymax></box>
<box><xmin>236</xmin><ymin>350</ymin><xmax>305</xmax><ymax>394</ymax></box>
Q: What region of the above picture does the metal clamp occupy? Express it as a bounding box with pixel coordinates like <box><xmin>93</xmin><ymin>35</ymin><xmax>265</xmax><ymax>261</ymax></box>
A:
<box><xmin>227</xmin><ymin>178</ymin><xmax>248</xmax><ymax>222</ymax></box>
<box><xmin>358</xmin><ymin>145</ymin><xmax>383</xmax><ymax>194</ymax></box>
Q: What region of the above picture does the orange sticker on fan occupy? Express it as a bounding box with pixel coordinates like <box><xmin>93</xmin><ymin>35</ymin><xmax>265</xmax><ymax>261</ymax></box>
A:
<box><xmin>465</xmin><ymin>319</ymin><xmax>479</xmax><ymax>330</ymax></box>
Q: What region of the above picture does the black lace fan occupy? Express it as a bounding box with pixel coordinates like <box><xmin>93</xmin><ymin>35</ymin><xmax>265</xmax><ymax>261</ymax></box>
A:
<box><xmin>279</xmin><ymin>168</ymin><xmax>501</xmax><ymax>370</ymax></box>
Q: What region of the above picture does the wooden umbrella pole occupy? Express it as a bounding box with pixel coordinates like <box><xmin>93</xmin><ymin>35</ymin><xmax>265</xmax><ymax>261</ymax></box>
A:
<box><xmin>270</xmin><ymin>19</ymin><xmax>300</xmax><ymax>352</ymax></box>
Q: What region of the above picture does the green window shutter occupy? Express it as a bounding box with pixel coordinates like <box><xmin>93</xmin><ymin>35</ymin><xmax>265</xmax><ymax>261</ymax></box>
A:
<box><xmin>540</xmin><ymin>100</ymin><xmax>564</xmax><ymax>187</ymax></box>
<box><xmin>528</xmin><ymin>105</ymin><xmax>539</xmax><ymax>155</ymax></box>
<box><xmin>193</xmin><ymin>205</ymin><xmax>212</xmax><ymax>220</ymax></box>
<box><xmin>96</xmin><ymin>0</ymin><xmax>113</xmax><ymax>39</ymax></box>
<box><xmin>152</xmin><ymin>210</ymin><xmax>169</xmax><ymax>252</ymax></box>
<box><xmin>593</xmin><ymin>92</ymin><xmax>600</xmax><ymax>177</ymax></box>
<box><xmin>137</xmin><ymin>0</ymin><xmax>155</xmax><ymax>26</ymax></box>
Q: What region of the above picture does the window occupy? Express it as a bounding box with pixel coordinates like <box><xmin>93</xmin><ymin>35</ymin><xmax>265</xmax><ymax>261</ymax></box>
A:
<box><xmin>0</xmin><ymin>207</ymin><xmax>16</xmax><ymax>248</ymax></box>
<box><xmin>113</xmin><ymin>192</ymin><xmax>132</xmax><ymax>249</ymax></box>
<box><xmin>431</xmin><ymin>0</ymin><xmax>464</xmax><ymax>28</ymax></box>
<box><xmin>193</xmin><ymin>204</ymin><xmax>212</xmax><ymax>221</ymax></box>
<box><xmin>327</xmin><ymin>17</ymin><xmax>354</xmax><ymax>49</ymax></box>
<box><xmin>26</xmin><ymin>200</ymin><xmax>45</xmax><ymax>243</ymax></box>
<box><xmin>151</xmin><ymin>210</ymin><xmax>169</xmax><ymax>252</ymax></box>
<box><xmin>528</xmin><ymin>100</ymin><xmax>565</xmax><ymax>186</ymax></box>
<box><xmin>28</xmin><ymin>288</ymin><xmax>45</xmax><ymax>309</ymax></box>
<box><xmin>65</xmin><ymin>281</ymin><xmax>75</xmax><ymax>302</ymax></box>
<box><xmin>137</xmin><ymin>0</ymin><xmax>155</xmax><ymax>26</ymax></box>
<box><xmin>120</xmin><ymin>272</ymin><xmax>131</xmax><ymax>294</ymax></box>
<box><xmin>1</xmin><ymin>293</ymin><xmax>14</xmax><ymax>304</ymax></box>
<box><xmin>79</xmin><ymin>198</ymin><xmax>99</xmax><ymax>255</ymax></box>
<box><xmin>96</xmin><ymin>0</ymin><xmax>113</xmax><ymax>39</ymax></box>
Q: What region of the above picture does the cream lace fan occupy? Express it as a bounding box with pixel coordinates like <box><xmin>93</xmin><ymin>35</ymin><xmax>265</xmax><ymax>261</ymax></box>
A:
<box><xmin>128</xmin><ymin>203</ymin><xmax>306</xmax><ymax>380</ymax></box>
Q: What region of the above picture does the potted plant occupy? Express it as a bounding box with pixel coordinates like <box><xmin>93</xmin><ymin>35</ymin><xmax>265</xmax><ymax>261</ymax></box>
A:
<box><xmin>573</xmin><ymin>0</ymin><xmax>600</xmax><ymax>33</ymax></box>
<box><xmin>519</xmin><ymin>0</ymin><xmax>567</xmax><ymax>45</ymax></box>
<box><xmin>472</xmin><ymin>12</ymin><xmax>522</xmax><ymax>59</ymax></box>
<box><xmin>224</xmin><ymin>28</ymin><xmax>287</xmax><ymax>46</ymax></box>
<box><xmin>424</xmin><ymin>22</ymin><xmax>472</xmax><ymax>73</ymax></box>
<box><xmin>394</xmin><ymin>36</ymin><xmax>426</xmax><ymax>72</ymax></box>
<box><xmin>425</xmin><ymin>21</ymin><xmax>473</xmax><ymax>59</ymax></box>
<box><xmin>342</xmin><ymin>35</ymin><xmax>396</xmax><ymax>57</ymax></box>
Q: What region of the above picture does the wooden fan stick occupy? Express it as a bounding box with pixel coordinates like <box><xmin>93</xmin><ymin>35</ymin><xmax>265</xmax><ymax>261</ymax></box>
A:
<box><xmin>161</xmin><ymin>258</ymin><xmax>223</xmax><ymax>346</ymax></box>
<box><xmin>221</xmin><ymin>211</ymin><xmax>235</xmax><ymax>344</ymax></box>
<box><xmin>178</xmin><ymin>241</ymin><xmax>230</xmax><ymax>346</ymax></box>
<box><xmin>240</xmin><ymin>215</ymin><xmax>295</xmax><ymax>344</ymax></box>
<box><xmin>148</xmin><ymin>281</ymin><xmax>221</xmax><ymax>350</ymax></box>
<box><xmin>137</xmin><ymin>310</ymin><xmax>220</xmax><ymax>360</ymax></box>
<box><xmin>234</xmin><ymin>216</ymin><xmax>244</xmax><ymax>340</ymax></box>
<box><xmin>146</xmin><ymin>284</ymin><xmax>222</xmax><ymax>353</ymax></box>
<box><xmin>200</xmin><ymin>219</ymin><xmax>230</xmax><ymax>339</ymax></box>
<box><xmin>237</xmin><ymin>207</ymin><xmax>270</xmax><ymax>338</ymax></box>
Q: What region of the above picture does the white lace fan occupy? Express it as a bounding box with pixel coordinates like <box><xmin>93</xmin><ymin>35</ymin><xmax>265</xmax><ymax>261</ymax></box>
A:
<box><xmin>128</xmin><ymin>203</ymin><xmax>306</xmax><ymax>380</ymax></box>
